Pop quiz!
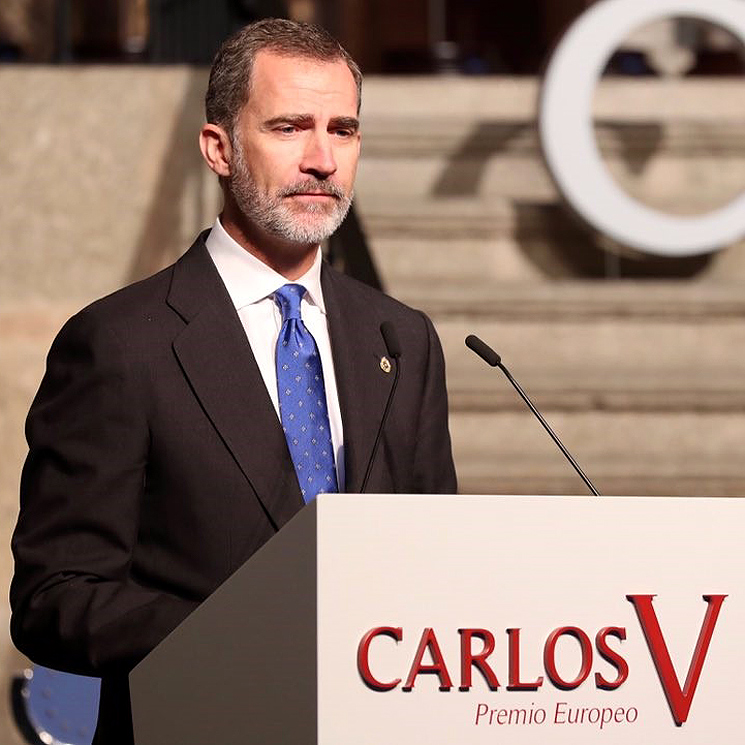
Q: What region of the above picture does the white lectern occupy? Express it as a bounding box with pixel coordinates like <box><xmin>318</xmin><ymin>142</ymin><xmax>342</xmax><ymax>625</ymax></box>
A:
<box><xmin>130</xmin><ymin>494</ymin><xmax>745</xmax><ymax>744</ymax></box>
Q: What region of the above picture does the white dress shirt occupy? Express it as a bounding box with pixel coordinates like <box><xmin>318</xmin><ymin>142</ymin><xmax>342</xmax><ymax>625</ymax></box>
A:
<box><xmin>205</xmin><ymin>218</ymin><xmax>345</xmax><ymax>490</ymax></box>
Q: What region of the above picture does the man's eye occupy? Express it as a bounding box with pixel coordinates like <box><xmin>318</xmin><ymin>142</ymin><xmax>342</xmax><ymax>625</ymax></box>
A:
<box><xmin>277</xmin><ymin>125</ymin><xmax>298</xmax><ymax>134</ymax></box>
<box><xmin>333</xmin><ymin>128</ymin><xmax>354</xmax><ymax>138</ymax></box>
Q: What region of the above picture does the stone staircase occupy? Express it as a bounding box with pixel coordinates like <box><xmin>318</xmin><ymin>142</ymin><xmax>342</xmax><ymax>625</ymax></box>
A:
<box><xmin>355</xmin><ymin>76</ymin><xmax>745</xmax><ymax>496</ymax></box>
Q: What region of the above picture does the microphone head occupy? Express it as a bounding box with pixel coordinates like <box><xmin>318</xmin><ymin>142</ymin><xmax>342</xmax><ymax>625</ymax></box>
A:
<box><xmin>380</xmin><ymin>322</ymin><xmax>402</xmax><ymax>359</ymax></box>
<box><xmin>465</xmin><ymin>335</ymin><xmax>501</xmax><ymax>367</ymax></box>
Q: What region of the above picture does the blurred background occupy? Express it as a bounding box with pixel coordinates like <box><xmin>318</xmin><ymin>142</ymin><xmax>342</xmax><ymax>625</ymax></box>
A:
<box><xmin>0</xmin><ymin>0</ymin><xmax>744</xmax><ymax>741</ymax></box>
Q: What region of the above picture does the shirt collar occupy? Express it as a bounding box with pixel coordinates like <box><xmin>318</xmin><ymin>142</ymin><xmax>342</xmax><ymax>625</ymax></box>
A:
<box><xmin>205</xmin><ymin>217</ymin><xmax>326</xmax><ymax>313</ymax></box>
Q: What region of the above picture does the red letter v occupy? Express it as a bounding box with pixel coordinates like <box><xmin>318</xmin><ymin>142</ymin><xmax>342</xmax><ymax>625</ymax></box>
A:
<box><xmin>627</xmin><ymin>594</ymin><xmax>726</xmax><ymax>726</ymax></box>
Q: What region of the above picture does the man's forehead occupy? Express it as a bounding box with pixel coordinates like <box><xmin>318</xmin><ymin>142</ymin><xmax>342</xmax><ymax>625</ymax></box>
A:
<box><xmin>248</xmin><ymin>50</ymin><xmax>358</xmax><ymax>109</ymax></box>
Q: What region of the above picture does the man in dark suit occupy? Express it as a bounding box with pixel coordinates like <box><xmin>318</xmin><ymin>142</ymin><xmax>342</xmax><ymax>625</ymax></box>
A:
<box><xmin>10</xmin><ymin>18</ymin><xmax>456</xmax><ymax>745</ymax></box>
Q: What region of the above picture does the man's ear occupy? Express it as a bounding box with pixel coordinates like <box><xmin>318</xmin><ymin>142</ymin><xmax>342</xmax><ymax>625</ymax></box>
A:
<box><xmin>199</xmin><ymin>123</ymin><xmax>232</xmax><ymax>177</ymax></box>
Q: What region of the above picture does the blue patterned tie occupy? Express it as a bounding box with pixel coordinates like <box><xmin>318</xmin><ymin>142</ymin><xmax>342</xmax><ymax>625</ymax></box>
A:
<box><xmin>275</xmin><ymin>283</ymin><xmax>338</xmax><ymax>503</ymax></box>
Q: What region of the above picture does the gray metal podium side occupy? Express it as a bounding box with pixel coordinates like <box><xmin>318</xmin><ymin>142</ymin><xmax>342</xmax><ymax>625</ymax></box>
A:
<box><xmin>129</xmin><ymin>500</ymin><xmax>318</xmax><ymax>745</ymax></box>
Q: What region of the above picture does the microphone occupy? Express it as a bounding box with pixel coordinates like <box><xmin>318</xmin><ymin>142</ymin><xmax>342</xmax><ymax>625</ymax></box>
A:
<box><xmin>360</xmin><ymin>323</ymin><xmax>402</xmax><ymax>493</ymax></box>
<box><xmin>465</xmin><ymin>334</ymin><xmax>600</xmax><ymax>497</ymax></box>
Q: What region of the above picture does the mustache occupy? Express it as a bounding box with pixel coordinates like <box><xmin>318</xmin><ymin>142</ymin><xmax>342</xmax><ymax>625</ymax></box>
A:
<box><xmin>278</xmin><ymin>180</ymin><xmax>345</xmax><ymax>199</ymax></box>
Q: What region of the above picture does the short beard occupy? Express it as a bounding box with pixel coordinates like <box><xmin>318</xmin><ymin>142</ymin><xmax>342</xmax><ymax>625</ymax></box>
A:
<box><xmin>228</xmin><ymin>139</ymin><xmax>353</xmax><ymax>246</ymax></box>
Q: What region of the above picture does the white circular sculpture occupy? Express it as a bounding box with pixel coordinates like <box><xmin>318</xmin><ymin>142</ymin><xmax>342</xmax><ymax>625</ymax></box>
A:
<box><xmin>539</xmin><ymin>0</ymin><xmax>745</xmax><ymax>257</ymax></box>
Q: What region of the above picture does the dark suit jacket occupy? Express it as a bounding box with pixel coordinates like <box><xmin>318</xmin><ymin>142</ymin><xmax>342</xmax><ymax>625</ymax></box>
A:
<box><xmin>10</xmin><ymin>233</ymin><xmax>456</xmax><ymax>744</ymax></box>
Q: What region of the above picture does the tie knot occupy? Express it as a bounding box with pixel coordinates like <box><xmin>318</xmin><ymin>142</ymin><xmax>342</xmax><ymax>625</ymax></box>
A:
<box><xmin>274</xmin><ymin>283</ymin><xmax>305</xmax><ymax>321</ymax></box>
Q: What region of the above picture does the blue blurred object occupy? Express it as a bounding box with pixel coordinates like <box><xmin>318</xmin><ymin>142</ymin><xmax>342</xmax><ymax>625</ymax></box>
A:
<box><xmin>605</xmin><ymin>50</ymin><xmax>655</xmax><ymax>75</ymax></box>
<box><xmin>12</xmin><ymin>666</ymin><xmax>100</xmax><ymax>745</ymax></box>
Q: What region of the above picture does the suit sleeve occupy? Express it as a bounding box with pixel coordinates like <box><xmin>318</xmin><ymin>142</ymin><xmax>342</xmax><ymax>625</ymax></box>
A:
<box><xmin>411</xmin><ymin>312</ymin><xmax>458</xmax><ymax>494</ymax></box>
<box><xmin>10</xmin><ymin>309</ymin><xmax>198</xmax><ymax>676</ymax></box>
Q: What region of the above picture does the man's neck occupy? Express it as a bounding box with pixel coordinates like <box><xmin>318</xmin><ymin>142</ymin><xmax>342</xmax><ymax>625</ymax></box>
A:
<box><xmin>220</xmin><ymin>207</ymin><xmax>318</xmax><ymax>281</ymax></box>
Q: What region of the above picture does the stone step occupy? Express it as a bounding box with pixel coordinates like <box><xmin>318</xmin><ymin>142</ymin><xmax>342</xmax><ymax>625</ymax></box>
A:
<box><xmin>359</xmin><ymin>196</ymin><xmax>745</xmax><ymax>240</ymax></box>
<box><xmin>361</xmin><ymin>77</ymin><xmax>745</xmax><ymax>122</ymax></box>
<box><xmin>358</xmin><ymin>199</ymin><xmax>745</xmax><ymax>286</ymax></box>
<box><xmin>404</xmin><ymin>280</ymin><xmax>745</xmax><ymax>319</ymax></box>
<box><xmin>372</xmin><ymin>236</ymin><xmax>551</xmax><ymax>285</ymax></box>
<box><xmin>357</xmin><ymin>147</ymin><xmax>745</xmax><ymax>206</ymax></box>
<box><xmin>357</xmin><ymin>157</ymin><xmax>557</xmax><ymax>202</ymax></box>
<box><xmin>451</xmin><ymin>410</ymin><xmax>745</xmax><ymax>497</ymax></box>
<box><xmin>360</xmin><ymin>198</ymin><xmax>517</xmax><ymax>239</ymax></box>
<box><xmin>416</xmin><ymin>283</ymin><xmax>745</xmax><ymax>414</ymax></box>
<box><xmin>359</xmin><ymin>200</ymin><xmax>579</xmax><ymax>287</ymax></box>
<box><xmin>361</xmin><ymin>120</ymin><xmax>745</xmax><ymax>159</ymax></box>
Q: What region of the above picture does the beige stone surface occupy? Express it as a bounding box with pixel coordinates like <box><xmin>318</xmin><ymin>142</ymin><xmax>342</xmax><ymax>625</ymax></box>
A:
<box><xmin>438</xmin><ymin>304</ymin><xmax>745</xmax><ymax>411</ymax></box>
<box><xmin>451</xmin><ymin>410</ymin><xmax>745</xmax><ymax>496</ymax></box>
<box><xmin>0</xmin><ymin>67</ymin><xmax>217</xmax><ymax>306</ymax></box>
<box><xmin>605</xmin><ymin>153</ymin><xmax>745</xmax><ymax>215</ymax></box>
<box><xmin>362</xmin><ymin>76</ymin><xmax>540</xmax><ymax>119</ymax></box>
<box><xmin>592</xmin><ymin>78</ymin><xmax>745</xmax><ymax>121</ymax></box>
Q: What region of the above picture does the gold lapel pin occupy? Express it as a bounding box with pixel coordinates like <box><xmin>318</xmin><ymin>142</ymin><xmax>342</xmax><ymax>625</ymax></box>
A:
<box><xmin>380</xmin><ymin>356</ymin><xmax>392</xmax><ymax>373</ymax></box>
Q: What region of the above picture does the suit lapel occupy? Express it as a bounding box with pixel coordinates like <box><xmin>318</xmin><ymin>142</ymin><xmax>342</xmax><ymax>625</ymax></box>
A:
<box><xmin>167</xmin><ymin>236</ymin><xmax>303</xmax><ymax>528</ymax></box>
<box><xmin>322</xmin><ymin>266</ymin><xmax>396</xmax><ymax>493</ymax></box>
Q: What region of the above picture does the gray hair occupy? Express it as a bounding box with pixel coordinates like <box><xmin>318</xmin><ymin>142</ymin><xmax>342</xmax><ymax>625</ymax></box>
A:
<box><xmin>205</xmin><ymin>18</ymin><xmax>362</xmax><ymax>137</ymax></box>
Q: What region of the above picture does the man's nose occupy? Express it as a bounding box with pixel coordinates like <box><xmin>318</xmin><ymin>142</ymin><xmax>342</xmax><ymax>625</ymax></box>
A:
<box><xmin>300</xmin><ymin>131</ymin><xmax>337</xmax><ymax>179</ymax></box>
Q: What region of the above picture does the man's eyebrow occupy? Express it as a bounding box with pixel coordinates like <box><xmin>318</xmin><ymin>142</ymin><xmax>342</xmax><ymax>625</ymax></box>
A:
<box><xmin>262</xmin><ymin>114</ymin><xmax>360</xmax><ymax>132</ymax></box>
<box><xmin>329</xmin><ymin>116</ymin><xmax>360</xmax><ymax>132</ymax></box>
<box><xmin>263</xmin><ymin>114</ymin><xmax>315</xmax><ymax>128</ymax></box>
